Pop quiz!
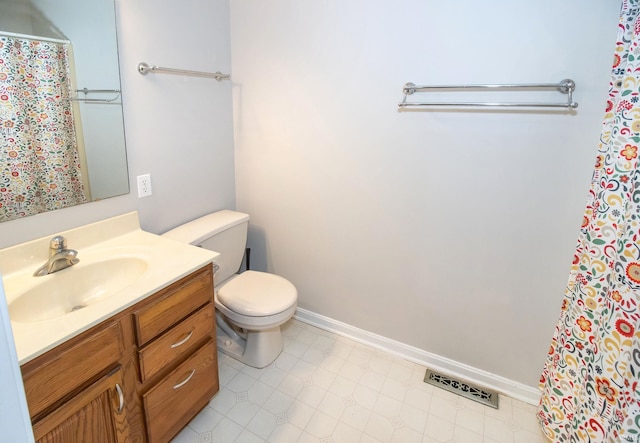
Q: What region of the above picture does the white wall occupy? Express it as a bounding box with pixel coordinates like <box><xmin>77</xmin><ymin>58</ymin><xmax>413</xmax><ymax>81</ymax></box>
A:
<box><xmin>230</xmin><ymin>0</ymin><xmax>621</xmax><ymax>388</ymax></box>
<box><xmin>0</xmin><ymin>0</ymin><xmax>235</xmax><ymax>248</ymax></box>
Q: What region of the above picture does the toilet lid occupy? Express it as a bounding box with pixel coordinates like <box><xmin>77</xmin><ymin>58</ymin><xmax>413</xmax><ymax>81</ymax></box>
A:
<box><xmin>217</xmin><ymin>270</ymin><xmax>297</xmax><ymax>317</ymax></box>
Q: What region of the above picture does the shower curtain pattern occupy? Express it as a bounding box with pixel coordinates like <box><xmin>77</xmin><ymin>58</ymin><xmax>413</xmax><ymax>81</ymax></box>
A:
<box><xmin>537</xmin><ymin>1</ymin><xmax>640</xmax><ymax>441</ymax></box>
<box><xmin>0</xmin><ymin>36</ymin><xmax>86</xmax><ymax>222</ymax></box>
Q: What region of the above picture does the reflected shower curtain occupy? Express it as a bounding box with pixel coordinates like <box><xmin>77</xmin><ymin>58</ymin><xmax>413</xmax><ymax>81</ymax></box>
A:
<box><xmin>0</xmin><ymin>35</ymin><xmax>87</xmax><ymax>222</ymax></box>
<box><xmin>537</xmin><ymin>1</ymin><xmax>640</xmax><ymax>441</ymax></box>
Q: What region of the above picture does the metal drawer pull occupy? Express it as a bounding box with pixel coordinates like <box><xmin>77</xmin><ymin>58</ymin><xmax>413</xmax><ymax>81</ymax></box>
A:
<box><xmin>170</xmin><ymin>330</ymin><xmax>194</xmax><ymax>348</ymax></box>
<box><xmin>173</xmin><ymin>369</ymin><xmax>196</xmax><ymax>390</ymax></box>
<box><xmin>115</xmin><ymin>383</ymin><xmax>124</xmax><ymax>413</ymax></box>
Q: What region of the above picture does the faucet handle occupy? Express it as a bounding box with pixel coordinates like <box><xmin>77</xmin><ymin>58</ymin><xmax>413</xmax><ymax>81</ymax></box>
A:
<box><xmin>50</xmin><ymin>235</ymin><xmax>67</xmax><ymax>250</ymax></box>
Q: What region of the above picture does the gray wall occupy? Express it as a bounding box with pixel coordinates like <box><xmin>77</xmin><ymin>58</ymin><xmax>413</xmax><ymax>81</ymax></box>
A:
<box><xmin>229</xmin><ymin>0</ymin><xmax>621</xmax><ymax>387</ymax></box>
<box><xmin>0</xmin><ymin>0</ymin><xmax>623</xmax><ymax>404</ymax></box>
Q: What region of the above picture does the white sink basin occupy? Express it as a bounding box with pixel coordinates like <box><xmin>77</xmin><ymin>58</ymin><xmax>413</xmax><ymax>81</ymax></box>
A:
<box><xmin>8</xmin><ymin>257</ymin><xmax>148</xmax><ymax>323</ymax></box>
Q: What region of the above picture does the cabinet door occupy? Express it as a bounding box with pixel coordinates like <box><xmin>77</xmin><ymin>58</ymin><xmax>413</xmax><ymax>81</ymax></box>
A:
<box><xmin>32</xmin><ymin>366</ymin><xmax>131</xmax><ymax>443</ymax></box>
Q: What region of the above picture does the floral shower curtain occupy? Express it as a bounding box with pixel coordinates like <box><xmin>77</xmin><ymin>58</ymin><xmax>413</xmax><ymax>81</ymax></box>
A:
<box><xmin>0</xmin><ymin>35</ymin><xmax>87</xmax><ymax>222</ymax></box>
<box><xmin>537</xmin><ymin>1</ymin><xmax>640</xmax><ymax>441</ymax></box>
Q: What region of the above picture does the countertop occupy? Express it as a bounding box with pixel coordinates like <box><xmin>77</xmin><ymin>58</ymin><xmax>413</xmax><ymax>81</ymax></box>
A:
<box><xmin>0</xmin><ymin>211</ymin><xmax>218</xmax><ymax>364</ymax></box>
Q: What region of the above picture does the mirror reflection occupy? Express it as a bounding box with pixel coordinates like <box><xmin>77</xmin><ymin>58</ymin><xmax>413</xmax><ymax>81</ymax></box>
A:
<box><xmin>0</xmin><ymin>0</ymin><xmax>129</xmax><ymax>222</ymax></box>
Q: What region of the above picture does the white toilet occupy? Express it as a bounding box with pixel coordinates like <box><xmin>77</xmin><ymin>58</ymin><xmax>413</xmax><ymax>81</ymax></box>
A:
<box><xmin>163</xmin><ymin>210</ymin><xmax>298</xmax><ymax>368</ymax></box>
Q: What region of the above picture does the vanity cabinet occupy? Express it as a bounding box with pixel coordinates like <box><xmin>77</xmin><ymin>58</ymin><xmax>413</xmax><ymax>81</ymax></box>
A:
<box><xmin>134</xmin><ymin>265</ymin><xmax>218</xmax><ymax>442</ymax></box>
<box><xmin>20</xmin><ymin>264</ymin><xmax>219</xmax><ymax>443</ymax></box>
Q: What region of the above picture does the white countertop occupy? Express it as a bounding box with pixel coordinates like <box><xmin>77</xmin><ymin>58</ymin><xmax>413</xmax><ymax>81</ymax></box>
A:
<box><xmin>0</xmin><ymin>212</ymin><xmax>218</xmax><ymax>364</ymax></box>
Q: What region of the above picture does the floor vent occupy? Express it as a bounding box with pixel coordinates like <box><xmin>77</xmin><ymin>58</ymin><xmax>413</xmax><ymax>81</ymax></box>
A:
<box><xmin>423</xmin><ymin>369</ymin><xmax>499</xmax><ymax>409</ymax></box>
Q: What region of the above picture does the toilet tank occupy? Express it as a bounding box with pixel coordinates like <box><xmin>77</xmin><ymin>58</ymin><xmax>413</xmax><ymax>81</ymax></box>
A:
<box><xmin>162</xmin><ymin>210</ymin><xmax>250</xmax><ymax>284</ymax></box>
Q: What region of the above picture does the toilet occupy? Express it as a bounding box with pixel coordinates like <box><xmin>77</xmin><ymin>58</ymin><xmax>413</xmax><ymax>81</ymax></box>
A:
<box><xmin>163</xmin><ymin>210</ymin><xmax>298</xmax><ymax>368</ymax></box>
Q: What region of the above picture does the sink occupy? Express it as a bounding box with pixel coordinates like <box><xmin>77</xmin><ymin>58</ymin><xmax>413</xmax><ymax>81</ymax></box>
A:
<box><xmin>0</xmin><ymin>211</ymin><xmax>219</xmax><ymax>364</ymax></box>
<box><xmin>8</xmin><ymin>257</ymin><xmax>148</xmax><ymax>323</ymax></box>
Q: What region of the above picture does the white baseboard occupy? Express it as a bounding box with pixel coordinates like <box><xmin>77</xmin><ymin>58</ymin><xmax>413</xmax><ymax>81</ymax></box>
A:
<box><xmin>294</xmin><ymin>307</ymin><xmax>541</xmax><ymax>406</ymax></box>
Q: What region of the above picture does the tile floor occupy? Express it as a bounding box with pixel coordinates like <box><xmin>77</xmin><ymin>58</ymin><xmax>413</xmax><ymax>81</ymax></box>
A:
<box><xmin>171</xmin><ymin>319</ymin><xmax>548</xmax><ymax>443</ymax></box>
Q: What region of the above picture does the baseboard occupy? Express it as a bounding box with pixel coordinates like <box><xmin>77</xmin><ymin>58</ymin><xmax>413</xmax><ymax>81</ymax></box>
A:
<box><xmin>293</xmin><ymin>307</ymin><xmax>541</xmax><ymax>406</ymax></box>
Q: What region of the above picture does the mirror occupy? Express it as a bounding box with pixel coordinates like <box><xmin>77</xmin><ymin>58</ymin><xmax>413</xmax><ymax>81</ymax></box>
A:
<box><xmin>0</xmin><ymin>0</ymin><xmax>129</xmax><ymax>222</ymax></box>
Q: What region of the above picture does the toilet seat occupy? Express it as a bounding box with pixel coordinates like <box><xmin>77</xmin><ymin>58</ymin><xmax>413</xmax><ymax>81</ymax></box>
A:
<box><xmin>217</xmin><ymin>270</ymin><xmax>297</xmax><ymax>317</ymax></box>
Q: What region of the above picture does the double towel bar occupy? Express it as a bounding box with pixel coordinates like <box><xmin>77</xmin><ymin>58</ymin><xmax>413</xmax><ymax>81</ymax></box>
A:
<box><xmin>398</xmin><ymin>79</ymin><xmax>578</xmax><ymax>109</ymax></box>
<box><xmin>137</xmin><ymin>62</ymin><xmax>230</xmax><ymax>82</ymax></box>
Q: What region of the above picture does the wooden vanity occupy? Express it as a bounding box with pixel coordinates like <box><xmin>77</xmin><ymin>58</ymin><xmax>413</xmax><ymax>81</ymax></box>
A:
<box><xmin>19</xmin><ymin>264</ymin><xmax>219</xmax><ymax>443</ymax></box>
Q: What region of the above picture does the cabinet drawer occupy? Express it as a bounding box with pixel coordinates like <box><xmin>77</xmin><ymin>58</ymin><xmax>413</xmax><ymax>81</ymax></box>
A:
<box><xmin>143</xmin><ymin>340</ymin><xmax>218</xmax><ymax>443</ymax></box>
<box><xmin>138</xmin><ymin>304</ymin><xmax>214</xmax><ymax>382</ymax></box>
<box><xmin>133</xmin><ymin>266</ymin><xmax>213</xmax><ymax>346</ymax></box>
<box><xmin>22</xmin><ymin>320</ymin><xmax>124</xmax><ymax>419</ymax></box>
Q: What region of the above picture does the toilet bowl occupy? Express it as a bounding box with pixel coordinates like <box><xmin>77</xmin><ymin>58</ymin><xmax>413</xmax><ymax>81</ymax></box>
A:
<box><xmin>214</xmin><ymin>271</ymin><xmax>297</xmax><ymax>367</ymax></box>
<box><xmin>163</xmin><ymin>210</ymin><xmax>298</xmax><ymax>368</ymax></box>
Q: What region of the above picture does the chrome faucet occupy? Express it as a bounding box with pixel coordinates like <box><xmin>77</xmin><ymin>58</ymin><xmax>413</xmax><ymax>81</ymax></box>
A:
<box><xmin>33</xmin><ymin>236</ymin><xmax>79</xmax><ymax>277</ymax></box>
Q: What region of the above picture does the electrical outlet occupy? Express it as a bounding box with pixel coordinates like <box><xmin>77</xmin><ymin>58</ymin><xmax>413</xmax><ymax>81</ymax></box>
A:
<box><xmin>137</xmin><ymin>174</ymin><xmax>152</xmax><ymax>198</ymax></box>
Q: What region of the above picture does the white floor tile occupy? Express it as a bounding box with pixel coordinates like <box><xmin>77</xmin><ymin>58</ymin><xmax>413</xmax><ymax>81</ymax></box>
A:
<box><xmin>258</xmin><ymin>366</ymin><xmax>288</xmax><ymax>388</ymax></box>
<box><xmin>391</xmin><ymin>426</ymin><xmax>424</xmax><ymax>443</ymax></box>
<box><xmin>226</xmin><ymin>372</ymin><xmax>257</xmax><ymax>393</ymax></box>
<box><xmin>274</xmin><ymin>351</ymin><xmax>298</xmax><ymax>372</ymax></box>
<box><xmin>360</xmin><ymin>370</ymin><xmax>387</xmax><ymax>391</ymax></box>
<box><xmin>398</xmin><ymin>403</ymin><xmax>428</xmax><ymax>433</ymax></box>
<box><xmin>247</xmin><ymin>380</ymin><xmax>275</xmax><ymax>407</ymax></box>
<box><xmin>314</xmin><ymin>391</ymin><xmax>344</xmax><ymax>419</ymax></box>
<box><xmin>297</xmin><ymin>385</ymin><xmax>327</xmax><ymax>409</ymax></box>
<box><xmin>331</xmin><ymin>421</ymin><xmax>362</xmax><ymax>443</ymax></box>
<box><xmin>277</xmin><ymin>373</ymin><xmax>304</xmax><ymax>398</ymax></box>
<box><xmin>305</xmin><ymin>411</ymin><xmax>338</xmax><ymax>438</ymax></box>
<box><xmin>455</xmin><ymin>406</ymin><xmax>484</xmax><ymax>434</ymax></box>
<box><xmin>340</xmin><ymin>403</ymin><xmax>371</xmax><ymax>431</ymax></box>
<box><xmin>210</xmin><ymin>417</ymin><xmax>244</xmax><ymax>442</ymax></box>
<box><xmin>424</xmin><ymin>414</ymin><xmax>456</xmax><ymax>441</ymax></box>
<box><xmin>373</xmin><ymin>393</ymin><xmax>403</xmax><ymax>419</ymax></box>
<box><xmin>171</xmin><ymin>425</ymin><xmax>198</xmax><ymax>443</ymax></box>
<box><xmin>234</xmin><ymin>429</ymin><xmax>264</xmax><ymax>443</ymax></box>
<box><xmin>312</xmin><ymin>367</ymin><xmax>337</xmax><ymax>390</ymax></box>
<box><xmin>380</xmin><ymin>377</ymin><xmax>408</xmax><ymax>401</ymax></box>
<box><xmin>186</xmin><ymin>406</ymin><xmax>223</xmax><ymax>433</ymax></box>
<box><xmin>339</xmin><ymin>360</ymin><xmax>365</xmax><ymax>382</ymax></box>
<box><xmin>267</xmin><ymin>423</ymin><xmax>303</xmax><ymax>443</ymax></box>
<box><xmin>328</xmin><ymin>375</ymin><xmax>357</xmax><ymax>397</ymax></box>
<box><xmin>404</xmin><ymin>387</ymin><xmax>433</xmax><ymax>412</ymax></box>
<box><xmin>351</xmin><ymin>384</ymin><xmax>378</xmax><ymax>410</ymax></box>
<box><xmin>453</xmin><ymin>426</ymin><xmax>484</xmax><ymax>443</ymax></box>
<box><xmin>263</xmin><ymin>390</ymin><xmax>295</xmax><ymax>415</ymax></box>
<box><xmin>209</xmin><ymin>387</ymin><xmax>238</xmax><ymax>415</ymax></box>
<box><xmin>364</xmin><ymin>411</ymin><xmax>395</xmax><ymax>442</ymax></box>
<box><xmin>428</xmin><ymin>394</ymin><xmax>458</xmax><ymax>423</ymax></box>
<box><xmin>226</xmin><ymin>401</ymin><xmax>261</xmax><ymax>428</ymax></box>
<box><xmin>286</xmin><ymin>399</ymin><xmax>316</xmax><ymax>429</ymax></box>
<box><xmin>170</xmin><ymin>319</ymin><xmax>546</xmax><ymax>443</ymax></box>
<box><xmin>246</xmin><ymin>408</ymin><xmax>277</xmax><ymax>439</ymax></box>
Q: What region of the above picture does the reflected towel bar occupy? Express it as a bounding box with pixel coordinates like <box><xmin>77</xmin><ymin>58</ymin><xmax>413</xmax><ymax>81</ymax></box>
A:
<box><xmin>398</xmin><ymin>79</ymin><xmax>578</xmax><ymax>109</ymax></box>
<box><xmin>73</xmin><ymin>88</ymin><xmax>121</xmax><ymax>104</ymax></box>
<box><xmin>137</xmin><ymin>62</ymin><xmax>230</xmax><ymax>82</ymax></box>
